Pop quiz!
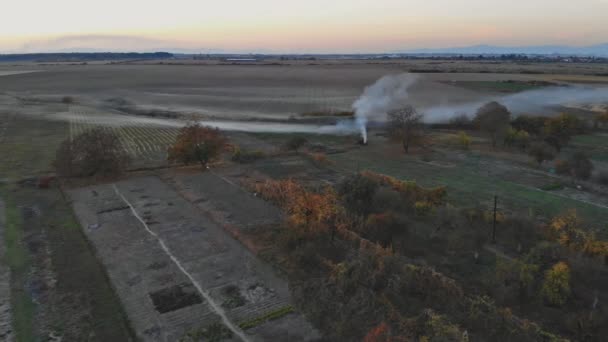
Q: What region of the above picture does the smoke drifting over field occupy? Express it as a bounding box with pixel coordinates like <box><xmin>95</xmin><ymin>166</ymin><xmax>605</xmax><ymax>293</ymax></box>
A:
<box><xmin>425</xmin><ymin>85</ymin><xmax>608</xmax><ymax>123</ymax></box>
<box><xmin>34</xmin><ymin>74</ymin><xmax>608</xmax><ymax>141</ymax></box>
<box><xmin>352</xmin><ymin>74</ymin><xmax>418</xmax><ymax>143</ymax></box>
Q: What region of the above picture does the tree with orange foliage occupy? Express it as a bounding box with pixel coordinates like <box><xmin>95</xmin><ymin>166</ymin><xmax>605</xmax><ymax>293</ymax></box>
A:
<box><xmin>549</xmin><ymin>210</ymin><xmax>586</xmax><ymax>249</ymax></box>
<box><xmin>167</xmin><ymin>123</ymin><xmax>227</xmax><ymax>169</ymax></box>
<box><xmin>288</xmin><ymin>185</ymin><xmax>342</xmax><ymax>240</ymax></box>
<box><xmin>254</xmin><ymin>179</ymin><xmax>343</xmax><ymax>240</ymax></box>
<box><xmin>364</xmin><ymin>322</ymin><xmax>392</xmax><ymax>342</ymax></box>
<box><xmin>549</xmin><ymin>210</ymin><xmax>608</xmax><ymax>265</ymax></box>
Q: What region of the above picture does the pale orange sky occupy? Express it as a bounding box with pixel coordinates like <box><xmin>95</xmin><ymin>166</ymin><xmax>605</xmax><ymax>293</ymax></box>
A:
<box><xmin>3</xmin><ymin>0</ymin><xmax>608</xmax><ymax>53</ymax></box>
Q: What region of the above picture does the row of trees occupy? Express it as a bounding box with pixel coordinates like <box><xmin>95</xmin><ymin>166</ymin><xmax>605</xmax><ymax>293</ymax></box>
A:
<box><xmin>385</xmin><ymin>100</ymin><xmax>591</xmax><ymax>158</ymax></box>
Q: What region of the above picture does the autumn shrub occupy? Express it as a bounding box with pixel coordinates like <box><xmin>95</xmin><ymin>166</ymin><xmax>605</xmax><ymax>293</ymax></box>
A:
<box><xmin>548</xmin><ymin>210</ymin><xmax>588</xmax><ymax>249</ymax></box>
<box><xmin>414</xmin><ymin>201</ymin><xmax>433</xmax><ymax>216</ymax></box>
<box><xmin>464</xmin><ymin>295</ymin><xmax>560</xmax><ymax>341</ymax></box>
<box><xmin>554</xmin><ymin>159</ymin><xmax>570</xmax><ymax>175</ymax></box>
<box><xmin>361</xmin><ymin>212</ymin><xmax>404</xmax><ymax>246</ymax></box>
<box><xmin>167</xmin><ymin>123</ymin><xmax>227</xmax><ymax>169</ymax></box>
<box><xmin>253</xmin><ymin>179</ymin><xmax>342</xmax><ymax>239</ymax></box>
<box><xmin>54</xmin><ymin>128</ymin><xmax>130</xmax><ymax>178</ymax></box>
<box><xmin>414</xmin><ymin>310</ymin><xmax>467</xmax><ymax>342</ymax></box>
<box><xmin>541</xmin><ymin>262</ymin><xmax>571</xmax><ymax>307</ymax></box>
<box><xmin>363</xmin><ymin>322</ymin><xmax>392</xmax><ymax>342</ymax></box>
<box><xmin>338</xmin><ymin>173</ymin><xmax>378</xmax><ymax>216</ymax></box>
<box><xmin>456</xmin><ymin>131</ymin><xmax>471</xmax><ymax>149</ymax></box>
<box><xmin>547</xmin><ymin>210</ymin><xmax>608</xmax><ymax>263</ymax></box>
<box><xmin>231</xmin><ymin>146</ymin><xmax>265</xmax><ymax>163</ymax></box>
<box><xmin>543</xmin><ymin>113</ymin><xmax>584</xmax><ymax>151</ymax></box>
<box><xmin>305</xmin><ymin>152</ymin><xmax>332</xmax><ymax>166</ymax></box>
<box><xmin>361</xmin><ymin>171</ymin><xmax>446</xmax><ymax>207</ymax></box>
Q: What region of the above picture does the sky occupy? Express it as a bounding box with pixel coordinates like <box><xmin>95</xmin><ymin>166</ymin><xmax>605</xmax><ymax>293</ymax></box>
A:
<box><xmin>2</xmin><ymin>0</ymin><xmax>608</xmax><ymax>53</ymax></box>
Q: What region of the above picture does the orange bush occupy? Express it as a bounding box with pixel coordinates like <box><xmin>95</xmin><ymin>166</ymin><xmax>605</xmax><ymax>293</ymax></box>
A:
<box><xmin>361</xmin><ymin>171</ymin><xmax>446</xmax><ymax>206</ymax></box>
<box><xmin>305</xmin><ymin>152</ymin><xmax>333</xmax><ymax>166</ymax></box>
<box><xmin>253</xmin><ymin>179</ymin><xmax>342</xmax><ymax>236</ymax></box>
<box><xmin>167</xmin><ymin>123</ymin><xmax>227</xmax><ymax>169</ymax></box>
<box><xmin>363</xmin><ymin>322</ymin><xmax>392</xmax><ymax>342</ymax></box>
<box><xmin>548</xmin><ymin>210</ymin><xmax>608</xmax><ymax>263</ymax></box>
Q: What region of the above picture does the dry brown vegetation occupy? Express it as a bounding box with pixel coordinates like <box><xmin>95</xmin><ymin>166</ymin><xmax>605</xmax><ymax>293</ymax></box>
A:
<box><xmin>54</xmin><ymin>128</ymin><xmax>130</xmax><ymax>178</ymax></box>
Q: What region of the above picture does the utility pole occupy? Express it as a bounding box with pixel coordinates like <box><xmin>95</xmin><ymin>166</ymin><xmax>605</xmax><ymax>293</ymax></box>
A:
<box><xmin>492</xmin><ymin>195</ymin><xmax>498</xmax><ymax>244</ymax></box>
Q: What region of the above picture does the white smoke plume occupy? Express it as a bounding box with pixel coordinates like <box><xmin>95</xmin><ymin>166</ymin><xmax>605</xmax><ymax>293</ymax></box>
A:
<box><xmin>425</xmin><ymin>85</ymin><xmax>608</xmax><ymax>123</ymax></box>
<box><xmin>352</xmin><ymin>74</ymin><xmax>419</xmax><ymax>143</ymax></box>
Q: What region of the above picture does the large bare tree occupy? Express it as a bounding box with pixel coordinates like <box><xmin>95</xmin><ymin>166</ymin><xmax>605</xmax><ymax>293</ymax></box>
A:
<box><xmin>474</xmin><ymin>101</ymin><xmax>511</xmax><ymax>148</ymax></box>
<box><xmin>387</xmin><ymin>105</ymin><xmax>424</xmax><ymax>153</ymax></box>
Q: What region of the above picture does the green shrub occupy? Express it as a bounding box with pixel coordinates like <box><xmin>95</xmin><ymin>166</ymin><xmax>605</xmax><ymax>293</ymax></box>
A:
<box><xmin>238</xmin><ymin>306</ymin><xmax>295</xmax><ymax>330</ymax></box>
<box><xmin>539</xmin><ymin>182</ymin><xmax>564</xmax><ymax>191</ymax></box>
<box><xmin>180</xmin><ymin>323</ymin><xmax>233</xmax><ymax>342</ymax></box>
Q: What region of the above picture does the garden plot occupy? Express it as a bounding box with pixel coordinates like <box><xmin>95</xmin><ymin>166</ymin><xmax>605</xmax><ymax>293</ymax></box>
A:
<box><xmin>69</xmin><ymin>176</ymin><xmax>318</xmax><ymax>341</ymax></box>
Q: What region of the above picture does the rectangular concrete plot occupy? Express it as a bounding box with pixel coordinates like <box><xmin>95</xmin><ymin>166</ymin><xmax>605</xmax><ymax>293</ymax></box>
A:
<box><xmin>71</xmin><ymin>176</ymin><xmax>319</xmax><ymax>341</ymax></box>
<box><xmin>111</xmin><ymin>176</ymin><xmax>319</xmax><ymax>341</ymax></box>
<box><xmin>175</xmin><ymin>172</ymin><xmax>283</xmax><ymax>229</ymax></box>
<box><xmin>69</xmin><ymin>184</ymin><xmax>222</xmax><ymax>342</ymax></box>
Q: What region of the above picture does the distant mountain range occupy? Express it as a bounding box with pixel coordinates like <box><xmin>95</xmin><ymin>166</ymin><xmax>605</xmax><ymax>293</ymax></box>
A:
<box><xmin>399</xmin><ymin>44</ymin><xmax>608</xmax><ymax>56</ymax></box>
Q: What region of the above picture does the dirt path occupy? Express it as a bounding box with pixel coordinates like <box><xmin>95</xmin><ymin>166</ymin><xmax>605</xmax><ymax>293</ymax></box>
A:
<box><xmin>0</xmin><ymin>199</ymin><xmax>14</xmax><ymax>341</ymax></box>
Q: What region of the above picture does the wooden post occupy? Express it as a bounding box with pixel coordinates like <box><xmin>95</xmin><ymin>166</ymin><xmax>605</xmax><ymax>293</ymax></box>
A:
<box><xmin>492</xmin><ymin>195</ymin><xmax>498</xmax><ymax>244</ymax></box>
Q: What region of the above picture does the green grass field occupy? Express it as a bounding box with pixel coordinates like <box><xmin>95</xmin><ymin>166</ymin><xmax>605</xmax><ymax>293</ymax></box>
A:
<box><xmin>330</xmin><ymin>149</ymin><xmax>608</xmax><ymax>232</ymax></box>
<box><xmin>1</xmin><ymin>190</ymin><xmax>36</xmax><ymax>342</ymax></box>
<box><xmin>570</xmin><ymin>133</ymin><xmax>608</xmax><ymax>162</ymax></box>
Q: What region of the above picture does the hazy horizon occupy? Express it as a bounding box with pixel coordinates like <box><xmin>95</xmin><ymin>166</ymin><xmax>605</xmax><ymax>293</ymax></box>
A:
<box><xmin>3</xmin><ymin>0</ymin><xmax>608</xmax><ymax>54</ymax></box>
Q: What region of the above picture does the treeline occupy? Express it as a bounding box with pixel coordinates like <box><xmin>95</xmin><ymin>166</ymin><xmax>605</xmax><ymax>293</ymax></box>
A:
<box><xmin>0</xmin><ymin>52</ymin><xmax>173</xmax><ymax>62</ymax></box>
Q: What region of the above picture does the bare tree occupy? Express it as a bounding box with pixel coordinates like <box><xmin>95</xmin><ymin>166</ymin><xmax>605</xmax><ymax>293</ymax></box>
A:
<box><xmin>528</xmin><ymin>142</ymin><xmax>555</xmax><ymax>166</ymax></box>
<box><xmin>474</xmin><ymin>101</ymin><xmax>511</xmax><ymax>148</ymax></box>
<box><xmin>387</xmin><ymin>105</ymin><xmax>424</xmax><ymax>153</ymax></box>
